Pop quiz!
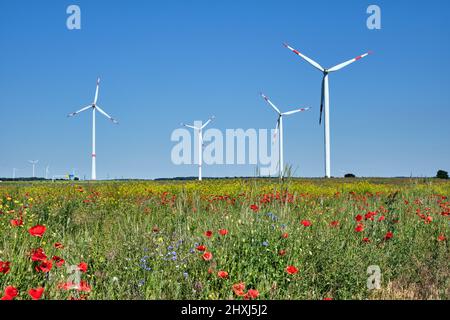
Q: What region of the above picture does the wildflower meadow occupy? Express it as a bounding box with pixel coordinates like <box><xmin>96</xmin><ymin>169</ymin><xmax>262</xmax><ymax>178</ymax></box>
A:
<box><xmin>0</xmin><ymin>178</ymin><xmax>449</xmax><ymax>300</ymax></box>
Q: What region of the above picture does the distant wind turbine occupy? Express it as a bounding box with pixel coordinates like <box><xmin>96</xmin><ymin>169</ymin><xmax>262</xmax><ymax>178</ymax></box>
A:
<box><xmin>28</xmin><ymin>160</ymin><xmax>39</xmax><ymax>178</ymax></box>
<box><xmin>68</xmin><ymin>77</ymin><xmax>118</xmax><ymax>180</ymax></box>
<box><xmin>12</xmin><ymin>168</ymin><xmax>19</xmax><ymax>179</ymax></box>
<box><xmin>260</xmin><ymin>93</ymin><xmax>309</xmax><ymax>179</ymax></box>
<box><xmin>181</xmin><ymin>116</ymin><xmax>215</xmax><ymax>181</ymax></box>
<box><xmin>284</xmin><ymin>43</ymin><xmax>372</xmax><ymax>178</ymax></box>
<box><xmin>45</xmin><ymin>165</ymin><xmax>50</xmax><ymax>180</ymax></box>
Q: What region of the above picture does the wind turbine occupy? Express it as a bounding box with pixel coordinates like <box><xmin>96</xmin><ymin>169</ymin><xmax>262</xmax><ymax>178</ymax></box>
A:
<box><xmin>28</xmin><ymin>160</ymin><xmax>39</xmax><ymax>178</ymax></box>
<box><xmin>260</xmin><ymin>93</ymin><xmax>309</xmax><ymax>179</ymax></box>
<box><xmin>67</xmin><ymin>77</ymin><xmax>118</xmax><ymax>180</ymax></box>
<box><xmin>283</xmin><ymin>43</ymin><xmax>372</xmax><ymax>178</ymax></box>
<box><xmin>181</xmin><ymin>116</ymin><xmax>215</xmax><ymax>181</ymax></box>
<box><xmin>45</xmin><ymin>165</ymin><xmax>50</xmax><ymax>180</ymax></box>
<box><xmin>12</xmin><ymin>168</ymin><xmax>19</xmax><ymax>179</ymax></box>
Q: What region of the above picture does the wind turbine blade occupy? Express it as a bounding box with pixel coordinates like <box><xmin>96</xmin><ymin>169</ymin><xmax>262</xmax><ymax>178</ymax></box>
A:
<box><xmin>201</xmin><ymin>116</ymin><xmax>215</xmax><ymax>129</ymax></box>
<box><xmin>319</xmin><ymin>76</ymin><xmax>325</xmax><ymax>125</ymax></box>
<box><xmin>328</xmin><ymin>51</ymin><xmax>373</xmax><ymax>72</ymax></box>
<box><xmin>182</xmin><ymin>124</ymin><xmax>198</xmax><ymax>130</ymax></box>
<box><xmin>95</xmin><ymin>105</ymin><xmax>118</xmax><ymax>124</ymax></box>
<box><xmin>283</xmin><ymin>43</ymin><xmax>324</xmax><ymax>72</ymax></box>
<box><xmin>260</xmin><ymin>93</ymin><xmax>281</xmax><ymax>114</ymax></box>
<box><xmin>282</xmin><ymin>107</ymin><xmax>310</xmax><ymax>116</ymax></box>
<box><xmin>273</xmin><ymin>118</ymin><xmax>280</xmax><ymax>145</ymax></box>
<box><xmin>68</xmin><ymin>105</ymin><xmax>92</xmax><ymax>117</ymax></box>
<box><xmin>94</xmin><ymin>77</ymin><xmax>100</xmax><ymax>104</ymax></box>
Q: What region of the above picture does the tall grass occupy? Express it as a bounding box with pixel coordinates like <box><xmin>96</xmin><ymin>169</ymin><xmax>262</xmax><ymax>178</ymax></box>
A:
<box><xmin>0</xmin><ymin>179</ymin><xmax>448</xmax><ymax>299</ymax></box>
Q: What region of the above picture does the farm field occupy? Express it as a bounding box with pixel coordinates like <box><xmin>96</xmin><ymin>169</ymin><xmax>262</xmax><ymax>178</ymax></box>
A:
<box><xmin>0</xmin><ymin>178</ymin><xmax>449</xmax><ymax>300</ymax></box>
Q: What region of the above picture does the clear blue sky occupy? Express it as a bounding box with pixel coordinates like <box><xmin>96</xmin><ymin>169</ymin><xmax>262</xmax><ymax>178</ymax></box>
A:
<box><xmin>0</xmin><ymin>0</ymin><xmax>449</xmax><ymax>179</ymax></box>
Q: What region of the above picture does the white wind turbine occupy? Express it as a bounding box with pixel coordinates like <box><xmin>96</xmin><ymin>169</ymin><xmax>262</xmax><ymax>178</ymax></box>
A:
<box><xmin>28</xmin><ymin>160</ymin><xmax>39</xmax><ymax>178</ymax></box>
<box><xmin>181</xmin><ymin>116</ymin><xmax>215</xmax><ymax>181</ymax></box>
<box><xmin>260</xmin><ymin>93</ymin><xmax>309</xmax><ymax>179</ymax></box>
<box><xmin>12</xmin><ymin>168</ymin><xmax>20</xmax><ymax>179</ymax></box>
<box><xmin>68</xmin><ymin>77</ymin><xmax>118</xmax><ymax>180</ymax></box>
<box><xmin>284</xmin><ymin>43</ymin><xmax>372</xmax><ymax>178</ymax></box>
<box><xmin>45</xmin><ymin>165</ymin><xmax>50</xmax><ymax>180</ymax></box>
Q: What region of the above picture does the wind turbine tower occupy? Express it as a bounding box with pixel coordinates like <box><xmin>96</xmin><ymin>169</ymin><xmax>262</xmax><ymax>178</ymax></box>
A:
<box><xmin>28</xmin><ymin>160</ymin><xmax>39</xmax><ymax>178</ymax></box>
<box><xmin>68</xmin><ymin>77</ymin><xmax>118</xmax><ymax>180</ymax></box>
<box><xmin>181</xmin><ymin>116</ymin><xmax>215</xmax><ymax>181</ymax></box>
<box><xmin>283</xmin><ymin>43</ymin><xmax>372</xmax><ymax>178</ymax></box>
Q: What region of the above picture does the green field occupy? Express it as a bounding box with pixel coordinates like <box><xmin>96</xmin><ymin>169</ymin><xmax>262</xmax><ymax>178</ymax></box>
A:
<box><xmin>0</xmin><ymin>178</ymin><xmax>449</xmax><ymax>300</ymax></box>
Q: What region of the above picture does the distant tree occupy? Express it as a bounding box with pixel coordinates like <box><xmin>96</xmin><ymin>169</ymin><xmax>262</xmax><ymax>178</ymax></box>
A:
<box><xmin>344</xmin><ymin>173</ymin><xmax>356</xmax><ymax>178</ymax></box>
<box><xmin>436</xmin><ymin>170</ymin><xmax>449</xmax><ymax>179</ymax></box>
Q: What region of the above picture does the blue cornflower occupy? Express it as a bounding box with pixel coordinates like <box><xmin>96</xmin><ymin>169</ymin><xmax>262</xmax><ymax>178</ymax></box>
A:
<box><xmin>140</xmin><ymin>256</ymin><xmax>152</xmax><ymax>271</ymax></box>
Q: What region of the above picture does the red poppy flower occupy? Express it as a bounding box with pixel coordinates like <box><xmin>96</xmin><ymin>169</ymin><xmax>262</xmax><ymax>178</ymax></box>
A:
<box><xmin>355</xmin><ymin>224</ymin><xmax>365</xmax><ymax>232</ymax></box>
<box><xmin>250</xmin><ymin>204</ymin><xmax>259</xmax><ymax>212</ymax></box>
<box><xmin>0</xmin><ymin>261</ymin><xmax>11</xmax><ymax>274</ymax></box>
<box><xmin>247</xmin><ymin>289</ymin><xmax>259</xmax><ymax>299</ymax></box>
<box><xmin>202</xmin><ymin>252</ymin><xmax>213</xmax><ymax>261</ymax></box>
<box><xmin>4</xmin><ymin>286</ymin><xmax>18</xmax><ymax>299</ymax></box>
<box><xmin>355</xmin><ymin>214</ymin><xmax>363</xmax><ymax>222</ymax></box>
<box><xmin>217</xmin><ymin>271</ymin><xmax>229</xmax><ymax>279</ymax></box>
<box><xmin>365</xmin><ymin>211</ymin><xmax>376</xmax><ymax>221</ymax></box>
<box><xmin>438</xmin><ymin>234</ymin><xmax>446</xmax><ymax>241</ymax></box>
<box><xmin>196</xmin><ymin>245</ymin><xmax>207</xmax><ymax>251</ymax></box>
<box><xmin>378</xmin><ymin>215</ymin><xmax>385</xmax><ymax>222</ymax></box>
<box><xmin>362</xmin><ymin>237</ymin><xmax>371</xmax><ymax>243</ymax></box>
<box><xmin>78</xmin><ymin>262</ymin><xmax>88</xmax><ymax>273</ymax></box>
<box><xmin>232</xmin><ymin>282</ymin><xmax>246</xmax><ymax>296</ymax></box>
<box><xmin>218</xmin><ymin>229</ymin><xmax>228</xmax><ymax>236</ymax></box>
<box><xmin>28</xmin><ymin>225</ymin><xmax>46</xmax><ymax>237</ymax></box>
<box><xmin>301</xmin><ymin>220</ymin><xmax>312</xmax><ymax>227</ymax></box>
<box><xmin>286</xmin><ymin>265</ymin><xmax>299</xmax><ymax>275</ymax></box>
<box><xmin>52</xmin><ymin>256</ymin><xmax>65</xmax><ymax>268</ymax></box>
<box><xmin>10</xmin><ymin>219</ymin><xmax>23</xmax><ymax>227</ymax></box>
<box><xmin>78</xmin><ymin>281</ymin><xmax>91</xmax><ymax>292</ymax></box>
<box><xmin>35</xmin><ymin>260</ymin><xmax>53</xmax><ymax>273</ymax></box>
<box><xmin>279</xmin><ymin>249</ymin><xmax>286</xmax><ymax>256</ymax></box>
<box><xmin>1</xmin><ymin>295</ymin><xmax>13</xmax><ymax>300</ymax></box>
<box><xmin>384</xmin><ymin>231</ymin><xmax>393</xmax><ymax>240</ymax></box>
<box><xmin>54</xmin><ymin>242</ymin><xmax>64</xmax><ymax>249</ymax></box>
<box><xmin>204</xmin><ymin>230</ymin><xmax>213</xmax><ymax>238</ymax></box>
<box><xmin>58</xmin><ymin>282</ymin><xmax>77</xmax><ymax>291</ymax></box>
<box><xmin>323</xmin><ymin>297</ymin><xmax>333</xmax><ymax>300</ymax></box>
<box><xmin>330</xmin><ymin>221</ymin><xmax>339</xmax><ymax>227</ymax></box>
<box><xmin>31</xmin><ymin>248</ymin><xmax>47</xmax><ymax>262</ymax></box>
<box><xmin>28</xmin><ymin>287</ymin><xmax>44</xmax><ymax>300</ymax></box>
<box><xmin>281</xmin><ymin>233</ymin><xmax>289</xmax><ymax>239</ymax></box>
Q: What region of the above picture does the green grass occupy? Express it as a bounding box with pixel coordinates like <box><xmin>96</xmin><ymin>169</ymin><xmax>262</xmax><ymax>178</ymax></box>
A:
<box><xmin>0</xmin><ymin>178</ymin><xmax>449</xmax><ymax>300</ymax></box>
